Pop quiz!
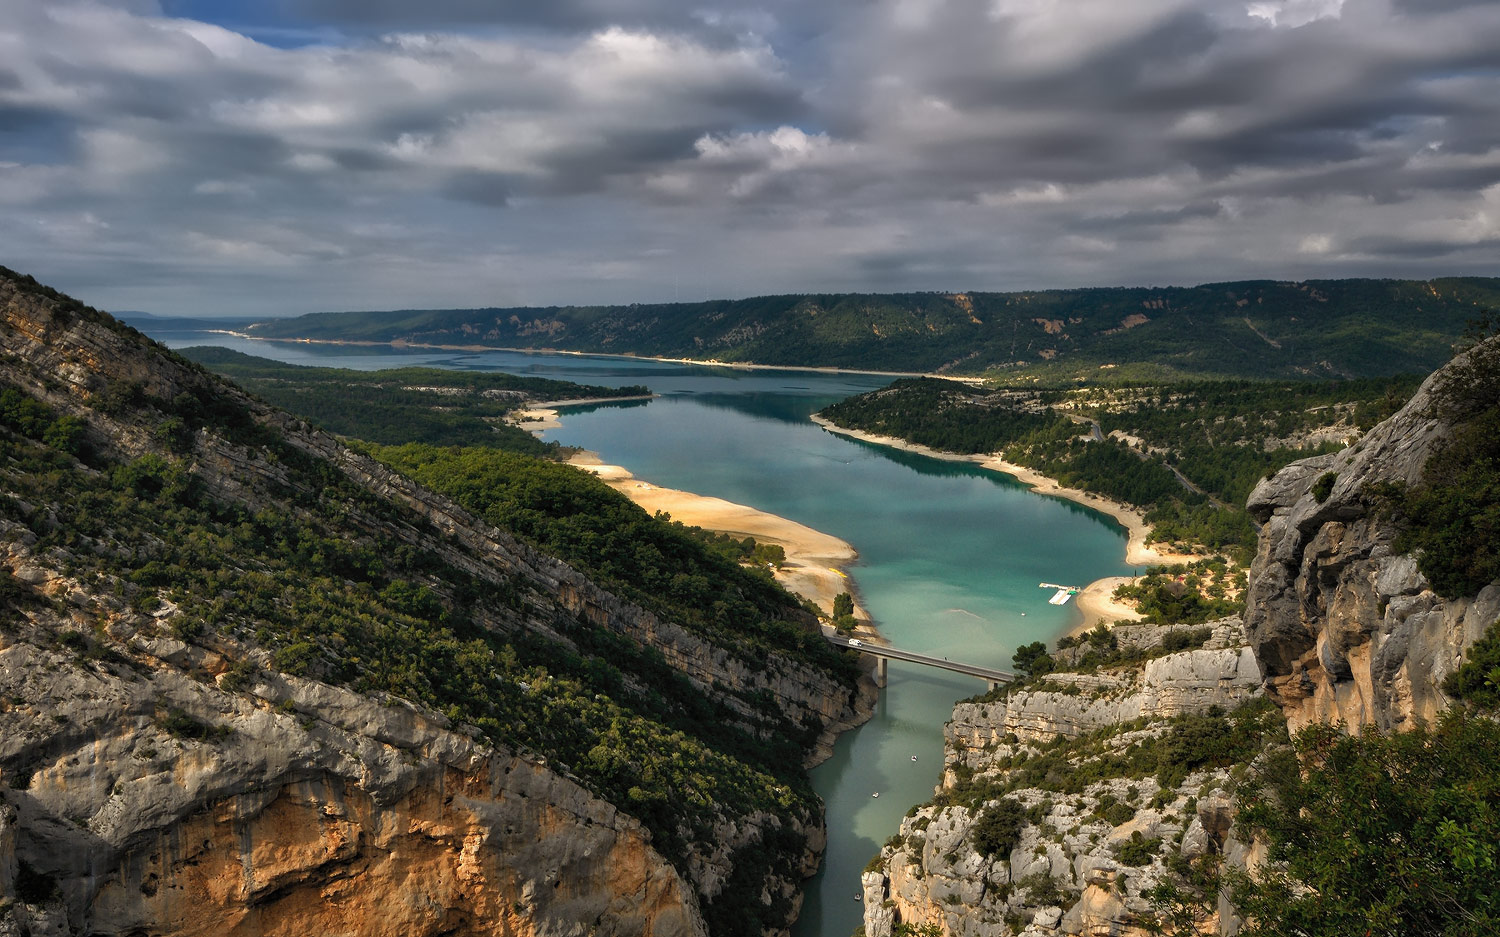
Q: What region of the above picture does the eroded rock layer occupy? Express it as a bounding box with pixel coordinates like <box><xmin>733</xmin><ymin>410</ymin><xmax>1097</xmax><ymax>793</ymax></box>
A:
<box><xmin>1244</xmin><ymin>341</ymin><xmax>1499</xmax><ymax>733</ymax></box>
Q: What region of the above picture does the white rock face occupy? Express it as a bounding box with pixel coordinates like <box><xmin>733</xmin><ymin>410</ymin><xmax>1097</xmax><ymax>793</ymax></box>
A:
<box><xmin>947</xmin><ymin>620</ymin><xmax>1261</xmax><ymax>756</ymax></box>
<box><xmin>1245</xmin><ymin>339</ymin><xmax>1500</xmax><ymax>733</ymax></box>
<box><xmin>0</xmin><ymin>626</ymin><xmax>709</xmax><ymax>937</ymax></box>
<box><xmin>866</xmin><ymin>620</ymin><xmax>1264</xmax><ymax>937</ymax></box>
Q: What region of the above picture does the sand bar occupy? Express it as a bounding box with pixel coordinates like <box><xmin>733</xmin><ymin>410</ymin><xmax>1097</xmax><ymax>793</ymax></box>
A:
<box><xmin>566</xmin><ymin>451</ymin><xmax>864</xmax><ymax>618</ymax></box>
<box><xmin>511</xmin><ymin>407</ymin><xmax>563</xmax><ymax>432</ymax></box>
<box><xmin>1070</xmin><ymin>576</ymin><xmax>1144</xmax><ymax>633</ymax></box>
<box><xmin>509</xmin><ymin>397</ymin><xmax>652</xmax><ymax>434</ymax></box>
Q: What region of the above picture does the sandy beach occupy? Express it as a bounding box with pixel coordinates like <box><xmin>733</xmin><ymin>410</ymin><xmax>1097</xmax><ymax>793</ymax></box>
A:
<box><xmin>509</xmin><ymin>397</ymin><xmax>653</xmax><ymax>434</ymax></box>
<box><xmin>1070</xmin><ymin>576</ymin><xmax>1144</xmax><ymax>632</ymax></box>
<box><xmin>566</xmin><ymin>451</ymin><xmax>864</xmax><ymax>619</ymax></box>
<box><xmin>511</xmin><ymin>407</ymin><xmax>563</xmax><ymax>432</ymax></box>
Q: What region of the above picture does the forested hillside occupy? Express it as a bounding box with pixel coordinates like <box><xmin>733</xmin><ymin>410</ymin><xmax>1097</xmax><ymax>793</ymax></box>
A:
<box><xmin>819</xmin><ymin>375</ymin><xmax>1419</xmax><ymax>565</ymax></box>
<box><xmin>244</xmin><ymin>278</ymin><xmax>1500</xmax><ymax>380</ymax></box>
<box><xmin>179</xmin><ymin>346</ymin><xmax>647</xmax><ymax>455</ymax></box>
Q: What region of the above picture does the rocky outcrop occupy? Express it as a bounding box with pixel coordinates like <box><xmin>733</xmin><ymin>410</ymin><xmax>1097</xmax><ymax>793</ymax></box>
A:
<box><xmin>1244</xmin><ymin>343</ymin><xmax>1499</xmax><ymax>733</ymax></box>
<box><xmin>867</xmin><ymin>779</ymin><xmax>1258</xmax><ymax>937</ymax></box>
<box><xmin>947</xmin><ymin>619</ymin><xmax>1259</xmax><ymax>755</ymax></box>
<box><xmin>863</xmin><ymin>621</ymin><xmax>1268</xmax><ymax>937</ymax></box>
<box><xmin>0</xmin><ymin>611</ymin><xmax>703</xmax><ymax>937</ymax></box>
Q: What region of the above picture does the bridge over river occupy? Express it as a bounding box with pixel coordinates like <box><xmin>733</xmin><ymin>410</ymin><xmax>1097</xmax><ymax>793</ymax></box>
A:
<box><xmin>826</xmin><ymin>634</ymin><xmax>1017</xmax><ymax>690</ymax></box>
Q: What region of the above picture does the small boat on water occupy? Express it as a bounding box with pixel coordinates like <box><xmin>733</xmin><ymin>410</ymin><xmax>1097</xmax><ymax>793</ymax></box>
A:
<box><xmin>871</xmin><ymin>792</ymin><xmax>879</xmax><ymax>798</ymax></box>
<box><xmin>911</xmin><ymin>755</ymin><xmax>918</xmax><ymax>762</ymax></box>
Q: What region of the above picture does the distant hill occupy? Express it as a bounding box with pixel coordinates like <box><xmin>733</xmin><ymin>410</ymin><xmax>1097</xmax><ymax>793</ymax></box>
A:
<box><xmin>118</xmin><ymin>311</ymin><xmax>261</xmax><ymax>332</ymax></box>
<box><xmin>245</xmin><ymin>278</ymin><xmax>1500</xmax><ymax>380</ymax></box>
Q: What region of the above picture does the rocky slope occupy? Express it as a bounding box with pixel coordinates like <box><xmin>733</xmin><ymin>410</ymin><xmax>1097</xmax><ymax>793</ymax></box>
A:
<box><xmin>0</xmin><ymin>269</ymin><xmax>873</xmax><ymax>936</ymax></box>
<box><xmin>0</xmin><ymin>616</ymin><xmax>701</xmax><ymax>937</ymax></box>
<box><xmin>861</xmin><ymin>619</ymin><xmax>1274</xmax><ymax>937</ymax></box>
<box><xmin>1244</xmin><ymin>338</ymin><xmax>1500</xmax><ymax>733</ymax></box>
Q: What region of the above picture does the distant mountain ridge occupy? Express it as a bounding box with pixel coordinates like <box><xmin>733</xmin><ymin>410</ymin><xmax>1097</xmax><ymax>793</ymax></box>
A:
<box><xmin>245</xmin><ymin>277</ymin><xmax>1500</xmax><ymax>380</ymax></box>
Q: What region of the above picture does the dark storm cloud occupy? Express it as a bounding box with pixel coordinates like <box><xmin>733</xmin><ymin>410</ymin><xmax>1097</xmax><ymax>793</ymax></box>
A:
<box><xmin>2</xmin><ymin>0</ymin><xmax>1498</xmax><ymax>316</ymax></box>
<box><xmin>1346</xmin><ymin>234</ymin><xmax>1500</xmax><ymax>259</ymax></box>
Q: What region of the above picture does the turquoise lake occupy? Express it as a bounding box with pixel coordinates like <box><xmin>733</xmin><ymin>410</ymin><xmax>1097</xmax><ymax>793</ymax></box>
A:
<box><xmin>160</xmin><ymin>336</ymin><xmax>1138</xmax><ymax>937</ymax></box>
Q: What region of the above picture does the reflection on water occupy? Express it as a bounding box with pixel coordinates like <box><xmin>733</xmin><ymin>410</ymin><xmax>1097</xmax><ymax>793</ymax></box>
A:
<box><xmin>150</xmin><ymin>330</ymin><xmax>1134</xmax><ymax>937</ymax></box>
<box><xmin>555</xmin><ymin>398</ymin><xmax>652</xmax><ymax>416</ymax></box>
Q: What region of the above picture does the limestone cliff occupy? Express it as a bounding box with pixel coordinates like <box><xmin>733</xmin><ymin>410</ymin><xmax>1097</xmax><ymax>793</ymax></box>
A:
<box><xmin>0</xmin><ymin>610</ymin><xmax>702</xmax><ymax>937</ymax></box>
<box><xmin>1244</xmin><ymin>340</ymin><xmax>1500</xmax><ymax>733</ymax></box>
<box><xmin>862</xmin><ymin>619</ymin><xmax>1271</xmax><ymax>937</ymax></box>
<box><xmin>0</xmin><ymin>268</ymin><xmax>872</xmax><ymax>936</ymax></box>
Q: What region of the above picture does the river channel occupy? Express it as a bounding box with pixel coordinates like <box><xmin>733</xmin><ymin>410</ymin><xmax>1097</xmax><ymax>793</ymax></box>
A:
<box><xmin>159</xmin><ymin>336</ymin><xmax>1138</xmax><ymax>936</ymax></box>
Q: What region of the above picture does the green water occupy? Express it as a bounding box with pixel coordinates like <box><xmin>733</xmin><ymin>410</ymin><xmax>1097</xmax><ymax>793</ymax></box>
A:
<box><xmin>159</xmin><ymin>336</ymin><xmax>1137</xmax><ymax>936</ymax></box>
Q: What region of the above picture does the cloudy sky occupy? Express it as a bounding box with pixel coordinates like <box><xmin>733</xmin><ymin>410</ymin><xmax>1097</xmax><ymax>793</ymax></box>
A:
<box><xmin>2</xmin><ymin>0</ymin><xmax>1498</xmax><ymax>316</ymax></box>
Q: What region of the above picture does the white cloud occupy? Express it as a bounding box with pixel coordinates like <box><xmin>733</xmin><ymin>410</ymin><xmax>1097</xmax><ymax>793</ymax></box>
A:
<box><xmin>0</xmin><ymin>0</ymin><xmax>1498</xmax><ymax>315</ymax></box>
<box><xmin>1246</xmin><ymin>0</ymin><xmax>1346</xmax><ymax>29</ymax></box>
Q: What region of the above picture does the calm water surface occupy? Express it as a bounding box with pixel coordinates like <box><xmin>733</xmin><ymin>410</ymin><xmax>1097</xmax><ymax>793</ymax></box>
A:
<box><xmin>162</xmin><ymin>336</ymin><xmax>1137</xmax><ymax>937</ymax></box>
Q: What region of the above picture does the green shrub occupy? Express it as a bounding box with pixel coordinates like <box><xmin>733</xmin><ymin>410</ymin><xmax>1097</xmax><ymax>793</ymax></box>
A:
<box><xmin>1013</xmin><ymin>641</ymin><xmax>1055</xmax><ymax>677</ymax></box>
<box><xmin>157</xmin><ymin>708</ymin><xmax>232</xmax><ymax>742</ymax></box>
<box><xmin>972</xmin><ymin>798</ymin><xmax>1027</xmax><ymax>859</ymax></box>
<box><xmin>1233</xmin><ymin>711</ymin><xmax>1500</xmax><ymax>937</ymax></box>
<box><xmin>1310</xmin><ymin>472</ymin><xmax>1337</xmax><ymax>503</ymax></box>
<box><xmin>1115</xmin><ymin>831</ymin><xmax>1161</xmax><ymax>866</ymax></box>
<box><xmin>1161</xmin><ymin>627</ymin><xmax>1212</xmax><ymax>653</ymax></box>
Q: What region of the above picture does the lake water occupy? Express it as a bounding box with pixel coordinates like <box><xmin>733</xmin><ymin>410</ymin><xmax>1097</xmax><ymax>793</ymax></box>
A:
<box><xmin>159</xmin><ymin>335</ymin><xmax>1138</xmax><ymax>937</ymax></box>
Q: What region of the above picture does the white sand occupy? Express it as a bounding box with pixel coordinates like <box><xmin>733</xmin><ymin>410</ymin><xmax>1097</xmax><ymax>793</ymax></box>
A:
<box><xmin>567</xmin><ymin>452</ymin><xmax>862</xmax><ymax>617</ymax></box>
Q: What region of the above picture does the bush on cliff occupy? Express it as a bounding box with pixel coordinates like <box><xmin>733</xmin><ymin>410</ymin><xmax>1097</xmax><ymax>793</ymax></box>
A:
<box><xmin>1231</xmin><ymin>711</ymin><xmax>1500</xmax><ymax>937</ymax></box>
<box><xmin>971</xmin><ymin>798</ymin><xmax>1027</xmax><ymax>859</ymax></box>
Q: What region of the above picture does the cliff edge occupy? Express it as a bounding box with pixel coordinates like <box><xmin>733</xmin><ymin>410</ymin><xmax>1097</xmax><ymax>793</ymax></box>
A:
<box><xmin>1244</xmin><ymin>337</ymin><xmax>1500</xmax><ymax>733</ymax></box>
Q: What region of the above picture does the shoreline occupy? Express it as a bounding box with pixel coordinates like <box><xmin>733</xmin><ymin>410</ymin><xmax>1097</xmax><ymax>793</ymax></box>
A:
<box><xmin>510</xmin><ymin>396</ymin><xmax>653</xmax><ymax>433</ymax></box>
<box><xmin>564</xmin><ymin>451</ymin><xmax>874</xmax><ymax>628</ymax></box>
<box><xmin>1069</xmin><ymin>576</ymin><xmax>1144</xmax><ymax>634</ymax></box>
<box><xmin>206</xmin><ymin>329</ymin><xmax>984</xmax><ymax>383</ymax></box>
<box><xmin>809</xmin><ymin>415</ymin><xmax>1197</xmax><ymax>632</ymax></box>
